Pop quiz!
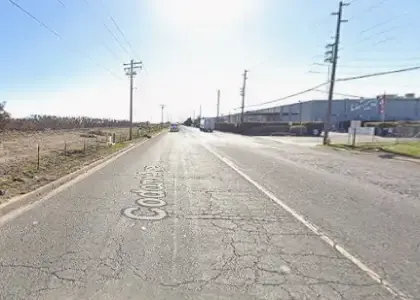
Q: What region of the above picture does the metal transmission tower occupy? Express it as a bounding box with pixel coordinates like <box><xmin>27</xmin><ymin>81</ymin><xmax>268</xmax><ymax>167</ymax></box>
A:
<box><xmin>240</xmin><ymin>70</ymin><xmax>249</xmax><ymax>124</ymax></box>
<box><xmin>323</xmin><ymin>1</ymin><xmax>348</xmax><ymax>145</ymax></box>
<box><xmin>124</xmin><ymin>59</ymin><xmax>142</xmax><ymax>140</ymax></box>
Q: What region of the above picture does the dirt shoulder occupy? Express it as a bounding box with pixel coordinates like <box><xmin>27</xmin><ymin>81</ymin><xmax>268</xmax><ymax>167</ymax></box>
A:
<box><xmin>327</xmin><ymin>141</ymin><xmax>420</xmax><ymax>159</ymax></box>
<box><xmin>0</xmin><ymin>127</ymin><xmax>163</xmax><ymax>203</ymax></box>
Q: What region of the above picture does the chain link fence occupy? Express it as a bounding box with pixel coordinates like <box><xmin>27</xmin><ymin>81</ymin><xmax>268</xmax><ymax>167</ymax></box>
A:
<box><xmin>328</xmin><ymin>124</ymin><xmax>420</xmax><ymax>147</ymax></box>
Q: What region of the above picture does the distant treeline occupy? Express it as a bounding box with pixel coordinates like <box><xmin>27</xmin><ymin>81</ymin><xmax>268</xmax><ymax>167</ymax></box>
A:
<box><xmin>2</xmin><ymin>115</ymin><xmax>150</xmax><ymax>131</ymax></box>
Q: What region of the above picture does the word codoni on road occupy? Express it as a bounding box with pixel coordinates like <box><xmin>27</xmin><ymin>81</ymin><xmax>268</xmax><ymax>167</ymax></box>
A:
<box><xmin>122</xmin><ymin>165</ymin><xmax>168</xmax><ymax>220</ymax></box>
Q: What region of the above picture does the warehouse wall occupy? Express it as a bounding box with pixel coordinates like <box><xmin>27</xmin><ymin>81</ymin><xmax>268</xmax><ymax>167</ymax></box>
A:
<box><xmin>219</xmin><ymin>98</ymin><xmax>420</xmax><ymax>125</ymax></box>
<box><xmin>277</xmin><ymin>98</ymin><xmax>420</xmax><ymax>123</ymax></box>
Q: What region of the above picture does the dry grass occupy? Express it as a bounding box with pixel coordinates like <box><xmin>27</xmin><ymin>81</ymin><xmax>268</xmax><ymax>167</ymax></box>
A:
<box><xmin>0</xmin><ymin>126</ymin><xmax>162</xmax><ymax>202</ymax></box>
<box><xmin>380</xmin><ymin>142</ymin><xmax>420</xmax><ymax>158</ymax></box>
<box><xmin>328</xmin><ymin>141</ymin><xmax>420</xmax><ymax>158</ymax></box>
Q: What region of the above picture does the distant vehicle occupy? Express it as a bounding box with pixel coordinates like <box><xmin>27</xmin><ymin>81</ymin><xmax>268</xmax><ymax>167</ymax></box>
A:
<box><xmin>199</xmin><ymin>118</ymin><xmax>215</xmax><ymax>132</ymax></box>
<box><xmin>169</xmin><ymin>123</ymin><xmax>179</xmax><ymax>132</ymax></box>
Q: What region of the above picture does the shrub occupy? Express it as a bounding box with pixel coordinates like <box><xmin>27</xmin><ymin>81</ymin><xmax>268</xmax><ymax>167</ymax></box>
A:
<box><xmin>364</xmin><ymin>122</ymin><xmax>399</xmax><ymax>128</ymax></box>
<box><xmin>0</xmin><ymin>101</ymin><xmax>11</xmax><ymax>130</ymax></box>
<box><xmin>289</xmin><ymin>125</ymin><xmax>307</xmax><ymax>136</ymax></box>
<box><xmin>301</xmin><ymin>121</ymin><xmax>324</xmax><ymax>133</ymax></box>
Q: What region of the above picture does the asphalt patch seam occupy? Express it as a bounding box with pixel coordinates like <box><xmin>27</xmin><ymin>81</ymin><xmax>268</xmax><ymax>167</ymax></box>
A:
<box><xmin>202</xmin><ymin>142</ymin><xmax>411</xmax><ymax>300</ymax></box>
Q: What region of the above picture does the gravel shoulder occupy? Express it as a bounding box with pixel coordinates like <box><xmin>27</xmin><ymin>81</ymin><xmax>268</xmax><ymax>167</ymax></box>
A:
<box><xmin>254</xmin><ymin>135</ymin><xmax>420</xmax><ymax>198</ymax></box>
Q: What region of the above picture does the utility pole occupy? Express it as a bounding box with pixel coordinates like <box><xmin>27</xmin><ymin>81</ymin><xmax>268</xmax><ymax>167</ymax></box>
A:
<box><xmin>380</xmin><ymin>93</ymin><xmax>386</xmax><ymax>122</ymax></box>
<box><xmin>216</xmin><ymin>90</ymin><xmax>220</xmax><ymax>121</ymax></box>
<box><xmin>124</xmin><ymin>59</ymin><xmax>142</xmax><ymax>140</ymax></box>
<box><xmin>299</xmin><ymin>101</ymin><xmax>302</xmax><ymax>124</ymax></box>
<box><xmin>199</xmin><ymin>105</ymin><xmax>202</xmax><ymax>118</ymax></box>
<box><xmin>240</xmin><ymin>70</ymin><xmax>249</xmax><ymax>124</ymax></box>
<box><xmin>323</xmin><ymin>1</ymin><xmax>348</xmax><ymax>145</ymax></box>
<box><xmin>160</xmin><ymin>104</ymin><xmax>165</xmax><ymax>127</ymax></box>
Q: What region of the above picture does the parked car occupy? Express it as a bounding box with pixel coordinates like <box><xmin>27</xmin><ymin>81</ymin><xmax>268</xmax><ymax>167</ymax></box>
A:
<box><xmin>169</xmin><ymin>123</ymin><xmax>179</xmax><ymax>132</ymax></box>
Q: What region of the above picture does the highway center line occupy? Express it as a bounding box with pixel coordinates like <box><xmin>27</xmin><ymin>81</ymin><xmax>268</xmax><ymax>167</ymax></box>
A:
<box><xmin>202</xmin><ymin>142</ymin><xmax>410</xmax><ymax>300</ymax></box>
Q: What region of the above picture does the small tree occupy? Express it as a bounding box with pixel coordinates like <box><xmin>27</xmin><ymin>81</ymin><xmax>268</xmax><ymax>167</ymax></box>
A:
<box><xmin>0</xmin><ymin>101</ymin><xmax>11</xmax><ymax>130</ymax></box>
<box><xmin>183</xmin><ymin>117</ymin><xmax>193</xmax><ymax>126</ymax></box>
<box><xmin>193</xmin><ymin>117</ymin><xmax>201</xmax><ymax>128</ymax></box>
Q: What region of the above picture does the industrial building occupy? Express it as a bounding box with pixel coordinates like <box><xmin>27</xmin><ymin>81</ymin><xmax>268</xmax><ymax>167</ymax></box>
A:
<box><xmin>220</xmin><ymin>94</ymin><xmax>420</xmax><ymax>128</ymax></box>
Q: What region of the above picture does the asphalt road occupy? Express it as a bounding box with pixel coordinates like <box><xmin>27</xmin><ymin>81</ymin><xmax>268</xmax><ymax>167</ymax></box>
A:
<box><xmin>0</xmin><ymin>126</ymin><xmax>418</xmax><ymax>299</ymax></box>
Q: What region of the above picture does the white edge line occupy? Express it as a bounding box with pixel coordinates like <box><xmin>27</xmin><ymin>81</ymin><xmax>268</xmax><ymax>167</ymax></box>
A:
<box><xmin>202</xmin><ymin>143</ymin><xmax>410</xmax><ymax>300</ymax></box>
<box><xmin>0</xmin><ymin>131</ymin><xmax>165</xmax><ymax>226</ymax></box>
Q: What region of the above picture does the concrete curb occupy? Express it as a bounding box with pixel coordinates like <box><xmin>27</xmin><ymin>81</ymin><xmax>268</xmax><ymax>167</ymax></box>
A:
<box><xmin>0</xmin><ymin>130</ymin><xmax>165</xmax><ymax>218</ymax></box>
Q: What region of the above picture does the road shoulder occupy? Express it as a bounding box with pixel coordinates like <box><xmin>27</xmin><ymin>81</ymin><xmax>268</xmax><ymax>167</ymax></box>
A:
<box><xmin>0</xmin><ymin>130</ymin><xmax>165</xmax><ymax>220</ymax></box>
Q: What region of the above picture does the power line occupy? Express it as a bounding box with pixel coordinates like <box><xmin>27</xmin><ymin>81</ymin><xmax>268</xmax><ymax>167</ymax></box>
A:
<box><xmin>8</xmin><ymin>0</ymin><xmax>122</xmax><ymax>80</ymax></box>
<box><xmin>86</xmin><ymin>55</ymin><xmax>122</xmax><ymax>80</ymax></box>
<box><xmin>364</xmin><ymin>0</ymin><xmax>391</xmax><ymax>13</ymax></box>
<box><xmin>338</xmin><ymin>56</ymin><xmax>420</xmax><ymax>62</ymax></box>
<box><xmin>372</xmin><ymin>36</ymin><xmax>396</xmax><ymax>47</ymax></box>
<box><xmin>242</xmin><ymin>65</ymin><xmax>420</xmax><ymax>110</ymax></box>
<box><xmin>98</xmin><ymin>0</ymin><xmax>140</xmax><ymax>60</ymax></box>
<box><xmin>359</xmin><ymin>16</ymin><xmax>399</xmax><ymax>34</ymax></box>
<box><xmin>56</xmin><ymin>0</ymin><xmax>66</xmax><ymax>8</ymax></box>
<box><xmin>336</xmin><ymin>65</ymin><xmax>420</xmax><ymax>82</ymax></box>
<box><xmin>235</xmin><ymin>64</ymin><xmax>420</xmax><ymax>112</ymax></box>
<box><xmin>239</xmin><ymin>82</ymin><xmax>329</xmax><ymax>110</ymax></box>
<box><xmin>338</xmin><ymin>63</ymin><xmax>420</xmax><ymax>69</ymax></box>
<box><xmin>102</xmin><ymin>44</ymin><xmax>119</xmax><ymax>61</ymax></box>
<box><xmin>103</xmin><ymin>23</ymin><xmax>130</xmax><ymax>56</ymax></box>
<box><xmin>73</xmin><ymin>0</ymin><xmax>123</xmax><ymax>63</ymax></box>
<box><xmin>82</xmin><ymin>0</ymin><xmax>130</xmax><ymax>57</ymax></box>
<box><xmin>349</xmin><ymin>0</ymin><xmax>392</xmax><ymax>21</ymax></box>
<box><xmin>8</xmin><ymin>0</ymin><xmax>62</xmax><ymax>39</ymax></box>
<box><xmin>350</xmin><ymin>26</ymin><xmax>398</xmax><ymax>47</ymax></box>
<box><xmin>313</xmin><ymin>89</ymin><xmax>365</xmax><ymax>99</ymax></box>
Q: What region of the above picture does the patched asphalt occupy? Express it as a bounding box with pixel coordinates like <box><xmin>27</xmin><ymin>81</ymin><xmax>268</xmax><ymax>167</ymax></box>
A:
<box><xmin>0</xmin><ymin>126</ymin><xmax>414</xmax><ymax>299</ymax></box>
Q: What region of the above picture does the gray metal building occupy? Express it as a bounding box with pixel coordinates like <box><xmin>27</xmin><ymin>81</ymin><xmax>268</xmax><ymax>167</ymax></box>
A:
<box><xmin>221</xmin><ymin>95</ymin><xmax>420</xmax><ymax>126</ymax></box>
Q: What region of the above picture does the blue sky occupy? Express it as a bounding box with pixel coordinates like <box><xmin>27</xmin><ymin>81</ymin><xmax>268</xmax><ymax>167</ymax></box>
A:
<box><xmin>0</xmin><ymin>0</ymin><xmax>419</xmax><ymax>122</ymax></box>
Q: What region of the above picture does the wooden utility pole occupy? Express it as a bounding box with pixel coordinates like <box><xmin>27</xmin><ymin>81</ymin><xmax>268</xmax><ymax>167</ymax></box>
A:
<box><xmin>124</xmin><ymin>59</ymin><xmax>142</xmax><ymax>140</ymax></box>
<box><xmin>240</xmin><ymin>70</ymin><xmax>248</xmax><ymax>124</ymax></box>
<box><xmin>217</xmin><ymin>90</ymin><xmax>220</xmax><ymax>121</ymax></box>
<box><xmin>323</xmin><ymin>1</ymin><xmax>348</xmax><ymax>145</ymax></box>
<box><xmin>160</xmin><ymin>104</ymin><xmax>165</xmax><ymax>126</ymax></box>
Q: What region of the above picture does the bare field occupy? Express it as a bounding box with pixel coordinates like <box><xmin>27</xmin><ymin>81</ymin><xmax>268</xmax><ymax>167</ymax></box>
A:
<box><xmin>0</xmin><ymin>127</ymin><xmax>162</xmax><ymax>202</ymax></box>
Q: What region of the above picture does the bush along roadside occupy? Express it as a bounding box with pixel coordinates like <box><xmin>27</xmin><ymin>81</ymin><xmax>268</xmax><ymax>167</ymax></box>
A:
<box><xmin>214</xmin><ymin>121</ymin><xmax>324</xmax><ymax>136</ymax></box>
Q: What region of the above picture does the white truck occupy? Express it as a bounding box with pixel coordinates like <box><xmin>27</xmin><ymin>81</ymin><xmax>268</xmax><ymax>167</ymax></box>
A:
<box><xmin>200</xmin><ymin>118</ymin><xmax>215</xmax><ymax>132</ymax></box>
